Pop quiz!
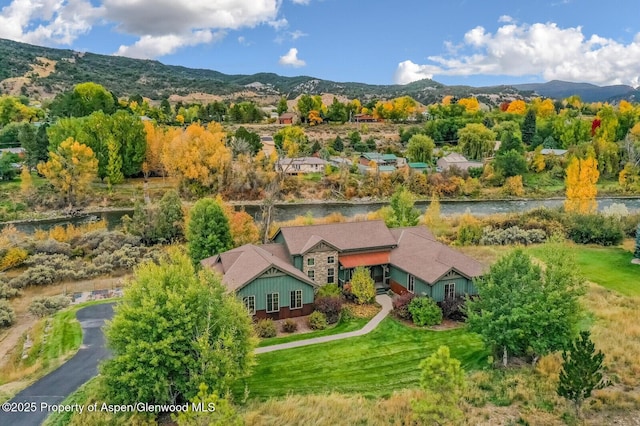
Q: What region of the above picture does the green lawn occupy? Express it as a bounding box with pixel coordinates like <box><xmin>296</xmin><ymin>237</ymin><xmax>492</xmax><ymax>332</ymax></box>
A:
<box><xmin>242</xmin><ymin>318</ymin><xmax>488</xmax><ymax>399</ymax></box>
<box><xmin>259</xmin><ymin>316</ymin><xmax>369</xmax><ymax>347</ymax></box>
<box><xmin>529</xmin><ymin>245</ymin><xmax>640</xmax><ymax>297</ymax></box>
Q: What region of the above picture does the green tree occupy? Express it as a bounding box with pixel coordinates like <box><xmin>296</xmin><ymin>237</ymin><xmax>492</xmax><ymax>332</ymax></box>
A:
<box><xmin>332</xmin><ymin>135</ymin><xmax>344</xmax><ymax>152</ymax></box>
<box><xmin>495</xmin><ymin>150</ymin><xmax>527</xmax><ymax>177</ymax></box>
<box><xmin>557</xmin><ymin>330</ymin><xmax>609</xmax><ymax>417</ymax></box>
<box><xmin>173</xmin><ymin>383</ymin><xmax>242</xmax><ymax>426</ymax></box>
<box><xmin>350</xmin><ymin>266</ymin><xmax>375</xmax><ymax>304</ymax></box>
<box><xmin>154</xmin><ymin>190</ymin><xmax>185</xmax><ymax>244</ymax></box>
<box><xmin>0</xmin><ymin>153</ymin><xmax>18</xmax><ymax>181</ymax></box>
<box><xmin>383</xmin><ymin>186</ymin><xmax>420</xmax><ymax>228</ymax></box>
<box><xmin>457</xmin><ymin>123</ymin><xmax>496</xmax><ymax>160</ymax></box>
<box><xmin>106</xmin><ymin>137</ymin><xmax>124</xmax><ymax>185</ymax></box>
<box><xmin>276</xmin><ymin>97</ymin><xmax>289</xmax><ymax>115</ymax></box>
<box><xmin>51</xmin><ymin>82</ymin><xmax>116</xmax><ymax>117</ymax></box>
<box><xmin>466</xmin><ymin>245</ymin><xmax>584</xmax><ymax>366</ymax></box>
<box><xmin>110</xmin><ymin>110</ymin><xmax>146</xmax><ymax>177</ymax></box>
<box><xmin>101</xmin><ymin>251</ymin><xmax>256</xmax><ymax>405</ymax></box>
<box><xmin>234</xmin><ymin>126</ymin><xmax>262</xmax><ymax>155</ymax></box>
<box><xmin>412</xmin><ymin>346</ymin><xmax>465</xmax><ymax>425</ymax></box>
<box><xmin>326</xmin><ymin>97</ymin><xmax>348</xmax><ymax>123</ymax></box>
<box><xmin>187</xmin><ymin>198</ymin><xmax>233</xmax><ymax>265</ymax></box>
<box><xmin>296</xmin><ymin>95</ymin><xmax>314</xmax><ymax>123</ymax></box>
<box><xmin>634</xmin><ymin>222</ymin><xmax>640</xmax><ymax>259</ymax></box>
<box><xmin>521</xmin><ymin>108</ymin><xmax>537</xmax><ymax>145</ymax></box>
<box><xmin>19</xmin><ymin>123</ymin><xmax>49</xmax><ymax>168</ymax></box>
<box><xmin>406</xmin><ymin>134</ymin><xmax>435</xmax><ymax>163</ymax></box>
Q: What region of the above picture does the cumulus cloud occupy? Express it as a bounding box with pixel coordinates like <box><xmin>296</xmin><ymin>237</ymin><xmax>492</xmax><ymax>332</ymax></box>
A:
<box><xmin>394</xmin><ymin>21</ymin><xmax>640</xmax><ymax>87</ymax></box>
<box><xmin>116</xmin><ymin>30</ymin><xmax>225</xmax><ymax>59</ymax></box>
<box><xmin>291</xmin><ymin>0</ymin><xmax>311</xmax><ymax>4</ymax></box>
<box><xmin>279</xmin><ymin>47</ymin><xmax>306</xmax><ymax>67</ymax></box>
<box><xmin>0</xmin><ymin>0</ymin><xmax>103</xmax><ymax>45</ymax></box>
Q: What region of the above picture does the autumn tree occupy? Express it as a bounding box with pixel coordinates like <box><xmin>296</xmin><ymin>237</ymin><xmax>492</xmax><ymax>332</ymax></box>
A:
<box><xmin>308</xmin><ymin>110</ymin><xmax>323</xmax><ymax>126</ymax></box>
<box><xmin>50</xmin><ymin>82</ymin><xmax>116</xmax><ymax>117</ymax></box>
<box><xmin>406</xmin><ymin>134</ymin><xmax>435</xmax><ymax>164</ymax></box>
<box><xmin>19</xmin><ymin>167</ymin><xmax>33</xmax><ymax>196</ymax></box>
<box><xmin>506</xmin><ymin>99</ymin><xmax>527</xmax><ymax>115</ymax></box>
<box><xmin>187</xmin><ymin>198</ymin><xmax>233</xmax><ymax>265</ymax></box>
<box><xmin>565</xmin><ymin>155</ymin><xmax>599</xmax><ymax>214</ymax></box>
<box><xmin>458</xmin><ymin>123</ymin><xmax>496</xmax><ymax>160</ymax></box>
<box><xmin>458</xmin><ymin>97</ymin><xmax>480</xmax><ymax>113</ymax></box>
<box><xmin>37</xmin><ymin>138</ymin><xmax>98</xmax><ymax>206</ymax></box>
<box><xmin>105</xmin><ymin>137</ymin><xmax>124</xmax><ymax>185</ymax></box>
<box><xmin>382</xmin><ymin>186</ymin><xmax>420</xmax><ymax>228</ymax></box>
<box><xmin>101</xmin><ymin>250</ymin><xmax>256</xmax><ymax>405</ymax></box>
<box><xmin>350</xmin><ymin>266</ymin><xmax>375</xmax><ymax>304</ymax></box>
<box><xmin>274</xmin><ymin>126</ymin><xmax>308</xmax><ymax>158</ymax></box>
<box><xmin>217</xmin><ymin>196</ymin><xmax>260</xmax><ymax>247</ymax></box>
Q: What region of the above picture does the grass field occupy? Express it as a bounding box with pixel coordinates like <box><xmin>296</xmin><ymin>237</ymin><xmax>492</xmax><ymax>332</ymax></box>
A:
<box><xmin>259</xmin><ymin>316</ymin><xmax>369</xmax><ymax>347</ymax></box>
<box><xmin>242</xmin><ymin>318</ymin><xmax>488</xmax><ymax>399</ymax></box>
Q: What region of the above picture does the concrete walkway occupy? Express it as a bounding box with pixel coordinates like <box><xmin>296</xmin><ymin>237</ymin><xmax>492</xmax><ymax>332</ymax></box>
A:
<box><xmin>256</xmin><ymin>294</ymin><xmax>392</xmax><ymax>354</ymax></box>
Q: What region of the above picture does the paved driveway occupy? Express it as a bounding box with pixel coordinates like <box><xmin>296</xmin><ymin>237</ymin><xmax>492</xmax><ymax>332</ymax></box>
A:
<box><xmin>0</xmin><ymin>303</ymin><xmax>114</xmax><ymax>426</ymax></box>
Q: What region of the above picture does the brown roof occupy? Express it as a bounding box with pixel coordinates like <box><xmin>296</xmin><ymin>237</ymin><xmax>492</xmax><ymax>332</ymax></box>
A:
<box><xmin>389</xmin><ymin>227</ymin><xmax>485</xmax><ymax>284</ymax></box>
<box><xmin>274</xmin><ymin>221</ymin><xmax>397</xmax><ymax>255</ymax></box>
<box><xmin>201</xmin><ymin>243</ymin><xmax>316</xmax><ymax>292</ymax></box>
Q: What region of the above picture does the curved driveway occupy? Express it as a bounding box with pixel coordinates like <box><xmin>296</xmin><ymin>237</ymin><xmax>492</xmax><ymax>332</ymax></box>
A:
<box><xmin>0</xmin><ymin>303</ymin><xmax>114</xmax><ymax>426</ymax></box>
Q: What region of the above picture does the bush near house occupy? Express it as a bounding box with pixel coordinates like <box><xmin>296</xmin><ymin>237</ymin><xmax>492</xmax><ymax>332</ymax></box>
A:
<box><xmin>392</xmin><ymin>292</ymin><xmax>416</xmax><ymax>320</ymax></box>
<box><xmin>439</xmin><ymin>296</ymin><xmax>466</xmax><ymax>321</ymax></box>
<box><xmin>255</xmin><ymin>319</ymin><xmax>277</xmax><ymax>338</ymax></box>
<box><xmin>316</xmin><ymin>283</ymin><xmax>341</xmax><ymax>298</ymax></box>
<box><xmin>281</xmin><ymin>318</ymin><xmax>298</xmax><ymax>333</ymax></box>
<box><xmin>28</xmin><ymin>295</ymin><xmax>71</xmax><ymax>318</ymax></box>
<box><xmin>308</xmin><ymin>311</ymin><xmax>328</xmax><ymax>330</ymax></box>
<box><xmin>408</xmin><ymin>297</ymin><xmax>443</xmax><ymax>326</ymax></box>
<box><xmin>314</xmin><ymin>296</ymin><xmax>342</xmax><ymax>324</ymax></box>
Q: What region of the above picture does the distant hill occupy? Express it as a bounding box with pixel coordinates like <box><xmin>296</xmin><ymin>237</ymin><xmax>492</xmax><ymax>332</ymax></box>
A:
<box><xmin>0</xmin><ymin>38</ymin><xmax>637</xmax><ymax>106</ymax></box>
<box><xmin>512</xmin><ymin>80</ymin><xmax>639</xmax><ymax>103</ymax></box>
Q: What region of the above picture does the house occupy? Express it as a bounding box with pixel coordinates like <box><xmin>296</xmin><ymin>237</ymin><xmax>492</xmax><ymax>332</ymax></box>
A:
<box><xmin>540</xmin><ymin>149</ymin><xmax>568</xmax><ymax>156</ymax></box>
<box><xmin>0</xmin><ymin>147</ymin><xmax>25</xmax><ymax>157</ymax></box>
<box><xmin>407</xmin><ymin>162</ymin><xmax>429</xmax><ymax>173</ymax></box>
<box><xmin>278</xmin><ymin>112</ymin><xmax>297</xmax><ymax>125</ymax></box>
<box><xmin>276</xmin><ymin>157</ymin><xmax>327</xmax><ymax>175</ymax></box>
<box><xmin>436</xmin><ymin>153</ymin><xmax>483</xmax><ymax>172</ymax></box>
<box><xmin>353</xmin><ymin>114</ymin><xmax>378</xmax><ymax>123</ymax></box>
<box><xmin>202</xmin><ymin>221</ymin><xmax>484</xmax><ymax>319</ymax></box>
<box><xmin>358</xmin><ymin>152</ymin><xmax>407</xmax><ymax>173</ymax></box>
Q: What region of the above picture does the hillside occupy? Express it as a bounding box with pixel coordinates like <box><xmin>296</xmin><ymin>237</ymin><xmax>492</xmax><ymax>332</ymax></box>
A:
<box><xmin>0</xmin><ymin>38</ymin><xmax>637</xmax><ymax>105</ymax></box>
<box><xmin>512</xmin><ymin>80</ymin><xmax>639</xmax><ymax>103</ymax></box>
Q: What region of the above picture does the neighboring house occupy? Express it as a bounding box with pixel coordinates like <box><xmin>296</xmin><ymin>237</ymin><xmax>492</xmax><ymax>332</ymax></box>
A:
<box><xmin>540</xmin><ymin>149</ymin><xmax>568</xmax><ymax>156</ymax></box>
<box><xmin>358</xmin><ymin>152</ymin><xmax>407</xmax><ymax>173</ymax></box>
<box><xmin>353</xmin><ymin>114</ymin><xmax>378</xmax><ymax>123</ymax></box>
<box><xmin>407</xmin><ymin>162</ymin><xmax>429</xmax><ymax>173</ymax></box>
<box><xmin>278</xmin><ymin>112</ymin><xmax>297</xmax><ymax>125</ymax></box>
<box><xmin>276</xmin><ymin>157</ymin><xmax>327</xmax><ymax>175</ymax></box>
<box><xmin>436</xmin><ymin>153</ymin><xmax>483</xmax><ymax>172</ymax></box>
<box><xmin>260</xmin><ymin>136</ymin><xmax>275</xmax><ymax>157</ymax></box>
<box><xmin>202</xmin><ymin>221</ymin><xmax>484</xmax><ymax>319</ymax></box>
<box><xmin>0</xmin><ymin>147</ymin><xmax>25</xmax><ymax>157</ymax></box>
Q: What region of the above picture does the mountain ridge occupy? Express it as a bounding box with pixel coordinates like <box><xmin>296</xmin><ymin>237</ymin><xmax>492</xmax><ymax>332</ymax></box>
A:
<box><xmin>0</xmin><ymin>38</ymin><xmax>637</xmax><ymax>105</ymax></box>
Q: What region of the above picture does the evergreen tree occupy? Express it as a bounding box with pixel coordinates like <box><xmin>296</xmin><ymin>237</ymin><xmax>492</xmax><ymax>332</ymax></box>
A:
<box><xmin>521</xmin><ymin>108</ymin><xmax>537</xmax><ymax>145</ymax></box>
<box><xmin>634</xmin><ymin>222</ymin><xmax>640</xmax><ymax>259</ymax></box>
<box><xmin>154</xmin><ymin>190</ymin><xmax>185</xmax><ymax>244</ymax></box>
<box><xmin>332</xmin><ymin>136</ymin><xmax>344</xmax><ymax>152</ymax></box>
<box><xmin>557</xmin><ymin>330</ymin><xmax>609</xmax><ymax>417</ymax></box>
<box><xmin>187</xmin><ymin>198</ymin><xmax>233</xmax><ymax>265</ymax></box>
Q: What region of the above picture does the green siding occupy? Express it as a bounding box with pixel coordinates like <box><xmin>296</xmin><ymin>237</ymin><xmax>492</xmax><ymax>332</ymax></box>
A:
<box><xmin>273</xmin><ymin>233</ymin><xmax>285</xmax><ymax>244</ymax></box>
<box><xmin>237</xmin><ymin>274</ymin><xmax>314</xmax><ymax>311</ymax></box>
<box><xmin>293</xmin><ymin>255</ymin><xmax>303</xmax><ymax>270</ymax></box>
<box><xmin>389</xmin><ymin>266</ymin><xmax>431</xmax><ymax>297</ymax></box>
<box><xmin>389</xmin><ymin>266</ymin><xmax>477</xmax><ymax>302</ymax></box>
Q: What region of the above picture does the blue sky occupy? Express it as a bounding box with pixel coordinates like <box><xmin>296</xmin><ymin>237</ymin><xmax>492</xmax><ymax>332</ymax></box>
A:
<box><xmin>1</xmin><ymin>0</ymin><xmax>639</xmax><ymax>87</ymax></box>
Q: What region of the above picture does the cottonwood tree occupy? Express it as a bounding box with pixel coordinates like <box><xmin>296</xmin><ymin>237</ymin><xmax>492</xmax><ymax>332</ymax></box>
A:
<box><xmin>187</xmin><ymin>198</ymin><xmax>233</xmax><ymax>265</ymax></box>
<box><xmin>382</xmin><ymin>186</ymin><xmax>420</xmax><ymax>228</ymax></box>
<box><xmin>101</xmin><ymin>251</ymin><xmax>256</xmax><ymax>405</ymax></box>
<box><xmin>406</xmin><ymin>134</ymin><xmax>435</xmax><ymax>164</ymax></box>
<box><xmin>412</xmin><ymin>346</ymin><xmax>465</xmax><ymax>425</ymax></box>
<box><xmin>565</xmin><ymin>154</ymin><xmax>599</xmax><ymax>214</ymax></box>
<box><xmin>37</xmin><ymin>138</ymin><xmax>98</xmax><ymax>207</ymax></box>
<box><xmin>458</xmin><ymin>123</ymin><xmax>496</xmax><ymax>160</ymax></box>
<box><xmin>557</xmin><ymin>330</ymin><xmax>609</xmax><ymax>417</ymax></box>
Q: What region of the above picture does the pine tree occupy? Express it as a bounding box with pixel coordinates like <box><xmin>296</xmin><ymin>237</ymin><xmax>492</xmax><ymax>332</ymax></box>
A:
<box><xmin>187</xmin><ymin>198</ymin><xmax>233</xmax><ymax>265</ymax></box>
<box><xmin>557</xmin><ymin>330</ymin><xmax>609</xmax><ymax>417</ymax></box>
<box><xmin>521</xmin><ymin>108</ymin><xmax>537</xmax><ymax>145</ymax></box>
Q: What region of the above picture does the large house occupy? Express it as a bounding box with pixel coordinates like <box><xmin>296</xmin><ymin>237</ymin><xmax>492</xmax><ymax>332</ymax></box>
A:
<box><xmin>276</xmin><ymin>157</ymin><xmax>328</xmax><ymax>175</ymax></box>
<box><xmin>202</xmin><ymin>221</ymin><xmax>484</xmax><ymax>319</ymax></box>
<box><xmin>436</xmin><ymin>153</ymin><xmax>483</xmax><ymax>172</ymax></box>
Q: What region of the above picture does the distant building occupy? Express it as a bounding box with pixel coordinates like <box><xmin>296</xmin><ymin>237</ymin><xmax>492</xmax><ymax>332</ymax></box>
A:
<box><xmin>353</xmin><ymin>114</ymin><xmax>378</xmax><ymax>123</ymax></box>
<box><xmin>436</xmin><ymin>153</ymin><xmax>483</xmax><ymax>172</ymax></box>
<box><xmin>278</xmin><ymin>112</ymin><xmax>297</xmax><ymax>125</ymax></box>
<box><xmin>407</xmin><ymin>162</ymin><xmax>429</xmax><ymax>173</ymax></box>
<box><xmin>277</xmin><ymin>157</ymin><xmax>327</xmax><ymax>175</ymax></box>
<box><xmin>540</xmin><ymin>149</ymin><xmax>568</xmax><ymax>156</ymax></box>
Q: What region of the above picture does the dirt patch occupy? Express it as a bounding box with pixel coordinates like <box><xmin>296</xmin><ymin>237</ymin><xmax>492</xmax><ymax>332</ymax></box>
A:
<box><xmin>271</xmin><ymin>315</ymin><xmax>312</xmax><ymax>337</ymax></box>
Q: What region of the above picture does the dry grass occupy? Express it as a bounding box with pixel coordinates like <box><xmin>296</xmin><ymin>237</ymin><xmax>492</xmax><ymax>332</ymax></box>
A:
<box><xmin>343</xmin><ymin>302</ymin><xmax>381</xmax><ymax>319</ymax></box>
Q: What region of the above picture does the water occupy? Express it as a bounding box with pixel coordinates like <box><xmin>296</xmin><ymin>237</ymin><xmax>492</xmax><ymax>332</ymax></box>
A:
<box><xmin>3</xmin><ymin>197</ymin><xmax>640</xmax><ymax>234</ymax></box>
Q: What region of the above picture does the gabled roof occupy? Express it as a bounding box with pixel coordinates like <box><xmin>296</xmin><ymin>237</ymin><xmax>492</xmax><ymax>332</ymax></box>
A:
<box><xmin>201</xmin><ymin>243</ymin><xmax>316</xmax><ymax>292</ymax></box>
<box><xmin>540</xmin><ymin>148</ymin><xmax>568</xmax><ymax>156</ymax></box>
<box><xmin>408</xmin><ymin>162</ymin><xmax>428</xmax><ymax>169</ymax></box>
<box><xmin>277</xmin><ymin>157</ymin><xmax>327</xmax><ymax>166</ymax></box>
<box><xmin>439</xmin><ymin>153</ymin><xmax>470</xmax><ymax>163</ymax></box>
<box><xmin>274</xmin><ymin>221</ymin><xmax>397</xmax><ymax>255</ymax></box>
<box><xmin>389</xmin><ymin>227</ymin><xmax>485</xmax><ymax>284</ymax></box>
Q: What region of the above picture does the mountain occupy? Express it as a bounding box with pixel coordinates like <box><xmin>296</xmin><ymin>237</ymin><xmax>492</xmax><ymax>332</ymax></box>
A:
<box><xmin>512</xmin><ymin>80</ymin><xmax>639</xmax><ymax>103</ymax></box>
<box><xmin>0</xmin><ymin>38</ymin><xmax>637</xmax><ymax>106</ymax></box>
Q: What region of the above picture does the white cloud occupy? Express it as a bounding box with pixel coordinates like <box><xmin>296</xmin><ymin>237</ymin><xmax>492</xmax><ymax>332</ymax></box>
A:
<box><xmin>395</xmin><ymin>21</ymin><xmax>640</xmax><ymax>87</ymax></box>
<box><xmin>279</xmin><ymin>47</ymin><xmax>306</xmax><ymax>67</ymax></box>
<box><xmin>116</xmin><ymin>30</ymin><xmax>225</xmax><ymax>59</ymax></box>
<box><xmin>498</xmin><ymin>15</ymin><xmax>514</xmax><ymax>23</ymax></box>
<box><xmin>0</xmin><ymin>0</ymin><xmax>103</xmax><ymax>45</ymax></box>
<box><xmin>291</xmin><ymin>0</ymin><xmax>310</xmax><ymax>4</ymax></box>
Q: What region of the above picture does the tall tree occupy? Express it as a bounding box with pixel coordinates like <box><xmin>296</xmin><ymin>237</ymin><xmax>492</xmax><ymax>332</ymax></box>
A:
<box><xmin>52</xmin><ymin>82</ymin><xmax>116</xmax><ymax>117</ymax></box>
<box><xmin>154</xmin><ymin>190</ymin><xmax>185</xmax><ymax>244</ymax></box>
<box><xmin>634</xmin><ymin>222</ymin><xmax>640</xmax><ymax>259</ymax></box>
<box><xmin>412</xmin><ymin>346</ymin><xmax>465</xmax><ymax>425</ymax></box>
<box><xmin>557</xmin><ymin>330</ymin><xmax>609</xmax><ymax>417</ymax></box>
<box><xmin>37</xmin><ymin>138</ymin><xmax>98</xmax><ymax>206</ymax></box>
<box><xmin>234</xmin><ymin>127</ymin><xmax>262</xmax><ymax>155</ymax></box>
<box><xmin>521</xmin><ymin>108</ymin><xmax>537</xmax><ymax>145</ymax></box>
<box><xmin>276</xmin><ymin>97</ymin><xmax>289</xmax><ymax>115</ymax></box>
<box><xmin>187</xmin><ymin>198</ymin><xmax>233</xmax><ymax>265</ymax></box>
<box><xmin>406</xmin><ymin>134</ymin><xmax>435</xmax><ymax>164</ymax></box>
<box><xmin>101</xmin><ymin>250</ymin><xmax>256</xmax><ymax>405</ymax></box>
<box><xmin>383</xmin><ymin>186</ymin><xmax>420</xmax><ymax>228</ymax></box>
<box><xmin>458</xmin><ymin>123</ymin><xmax>496</xmax><ymax>160</ymax></box>
<box><xmin>110</xmin><ymin>110</ymin><xmax>146</xmax><ymax>177</ymax></box>
<box><xmin>565</xmin><ymin>155</ymin><xmax>599</xmax><ymax>214</ymax></box>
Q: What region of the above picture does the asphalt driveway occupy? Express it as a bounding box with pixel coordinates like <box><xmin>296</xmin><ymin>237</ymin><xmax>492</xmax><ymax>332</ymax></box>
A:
<box><xmin>0</xmin><ymin>302</ymin><xmax>114</xmax><ymax>426</ymax></box>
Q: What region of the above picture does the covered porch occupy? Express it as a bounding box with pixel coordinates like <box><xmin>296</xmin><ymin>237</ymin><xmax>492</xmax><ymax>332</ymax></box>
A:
<box><xmin>338</xmin><ymin>251</ymin><xmax>391</xmax><ymax>294</ymax></box>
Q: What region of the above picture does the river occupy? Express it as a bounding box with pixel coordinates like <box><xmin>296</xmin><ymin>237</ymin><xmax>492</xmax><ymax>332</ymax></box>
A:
<box><xmin>3</xmin><ymin>197</ymin><xmax>640</xmax><ymax>234</ymax></box>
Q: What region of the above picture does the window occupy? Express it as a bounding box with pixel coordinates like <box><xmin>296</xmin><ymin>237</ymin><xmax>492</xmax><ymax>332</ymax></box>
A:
<box><xmin>445</xmin><ymin>282</ymin><xmax>455</xmax><ymax>300</ymax></box>
<box><xmin>327</xmin><ymin>256</ymin><xmax>335</xmax><ymax>264</ymax></box>
<box><xmin>243</xmin><ymin>296</ymin><xmax>255</xmax><ymax>315</ymax></box>
<box><xmin>327</xmin><ymin>267</ymin><xmax>335</xmax><ymax>284</ymax></box>
<box><xmin>290</xmin><ymin>290</ymin><xmax>303</xmax><ymax>309</ymax></box>
<box><xmin>307</xmin><ymin>270</ymin><xmax>315</xmax><ymax>280</ymax></box>
<box><xmin>407</xmin><ymin>274</ymin><xmax>415</xmax><ymax>293</ymax></box>
<box><xmin>307</xmin><ymin>257</ymin><xmax>315</xmax><ymax>266</ymax></box>
<box><xmin>266</xmin><ymin>293</ymin><xmax>279</xmax><ymax>313</ymax></box>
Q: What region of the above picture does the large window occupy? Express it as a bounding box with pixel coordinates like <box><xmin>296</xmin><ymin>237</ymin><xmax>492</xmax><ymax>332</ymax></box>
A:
<box><xmin>327</xmin><ymin>267</ymin><xmax>335</xmax><ymax>284</ymax></box>
<box><xmin>407</xmin><ymin>274</ymin><xmax>415</xmax><ymax>293</ymax></box>
<box><xmin>307</xmin><ymin>257</ymin><xmax>315</xmax><ymax>266</ymax></box>
<box><xmin>445</xmin><ymin>282</ymin><xmax>455</xmax><ymax>300</ymax></box>
<box><xmin>307</xmin><ymin>270</ymin><xmax>315</xmax><ymax>280</ymax></box>
<box><xmin>327</xmin><ymin>256</ymin><xmax>335</xmax><ymax>264</ymax></box>
<box><xmin>290</xmin><ymin>290</ymin><xmax>303</xmax><ymax>309</ymax></box>
<box><xmin>266</xmin><ymin>293</ymin><xmax>280</xmax><ymax>313</ymax></box>
<box><xmin>243</xmin><ymin>296</ymin><xmax>255</xmax><ymax>315</ymax></box>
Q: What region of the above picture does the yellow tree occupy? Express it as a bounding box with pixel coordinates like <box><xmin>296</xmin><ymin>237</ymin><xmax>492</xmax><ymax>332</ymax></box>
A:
<box><xmin>538</xmin><ymin>98</ymin><xmax>556</xmax><ymax>118</ymax></box>
<box><xmin>37</xmin><ymin>138</ymin><xmax>98</xmax><ymax>206</ymax></box>
<box><xmin>143</xmin><ymin>121</ymin><xmax>177</xmax><ymax>178</ymax></box>
<box><xmin>458</xmin><ymin>97</ymin><xmax>480</xmax><ymax>113</ymax></box>
<box><xmin>20</xmin><ymin>166</ymin><xmax>33</xmax><ymax>196</ymax></box>
<box><xmin>506</xmin><ymin>100</ymin><xmax>527</xmax><ymax>115</ymax></box>
<box><xmin>565</xmin><ymin>155</ymin><xmax>599</xmax><ymax>214</ymax></box>
<box><xmin>163</xmin><ymin>123</ymin><xmax>231</xmax><ymax>192</ymax></box>
<box><xmin>308</xmin><ymin>110</ymin><xmax>323</xmax><ymax>126</ymax></box>
<box><xmin>216</xmin><ymin>196</ymin><xmax>260</xmax><ymax>247</ymax></box>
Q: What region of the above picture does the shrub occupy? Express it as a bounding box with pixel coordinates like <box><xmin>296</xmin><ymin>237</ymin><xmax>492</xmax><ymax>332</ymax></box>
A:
<box><xmin>408</xmin><ymin>297</ymin><xmax>443</xmax><ymax>326</ymax></box>
<box><xmin>0</xmin><ymin>247</ymin><xmax>29</xmax><ymax>271</ymax></box>
<box><xmin>28</xmin><ymin>295</ymin><xmax>71</xmax><ymax>318</ymax></box>
<box><xmin>502</xmin><ymin>175</ymin><xmax>525</xmax><ymax>197</ymax></box>
<box><xmin>350</xmin><ymin>266</ymin><xmax>375</xmax><ymax>304</ymax></box>
<box><xmin>0</xmin><ymin>282</ymin><xmax>20</xmax><ymax>299</ymax></box>
<box><xmin>480</xmin><ymin>226</ymin><xmax>546</xmax><ymax>246</ymax></box>
<box><xmin>316</xmin><ymin>284</ymin><xmax>341</xmax><ymax>298</ymax></box>
<box><xmin>281</xmin><ymin>318</ymin><xmax>298</xmax><ymax>333</ymax></box>
<box><xmin>566</xmin><ymin>214</ymin><xmax>624</xmax><ymax>246</ymax></box>
<box><xmin>254</xmin><ymin>319</ymin><xmax>277</xmax><ymax>338</ymax></box>
<box><xmin>439</xmin><ymin>296</ymin><xmax>466</xmax><ymax>321</ymax></box>
<box><xmin>392</xmin><ymin>292</ymin><xmax>416</xmax><ymax>320</ymax></box>
<box><xmin>457</xmin><ymin>222</ymin><xmax>483</xmax><ymax>246</ymax></box>
<box><xmin>31</xmin><ymin>238</ymin><xmax>72</xmax><ymax>256</ymax></box>
<box><xmin>0</xmin><ymin>300</ymin><xmax>15</xmax><ymax>328</ymax></box>
<box><xmin>314</xmin><ymin>296</ymin><xmax>342</xmax><ymax>324</ymax></box>
<box><xmin>308</xmin><ymin>311</ymin><xmax>328</xmax><ymax>330</ymax></box>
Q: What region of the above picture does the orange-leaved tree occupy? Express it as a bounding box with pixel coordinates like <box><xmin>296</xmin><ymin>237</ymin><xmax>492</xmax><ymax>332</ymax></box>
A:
<box><xmin>564</xmin><ymin>154</ymin><xmax>599</xmax><ymax>214</ymax></box>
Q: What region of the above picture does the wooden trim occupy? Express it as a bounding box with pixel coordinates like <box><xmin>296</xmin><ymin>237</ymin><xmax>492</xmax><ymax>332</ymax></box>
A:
<box><xmin>254</xmin><ymin>303</ymin><xmax>314</xmax><ymax>320</ymax></box>
<box><xmin>390</xmin><ymin>279</ymin><xmax>409</xmax><ymax>295</ymax></box>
